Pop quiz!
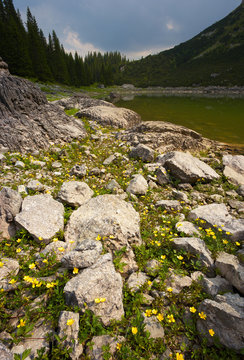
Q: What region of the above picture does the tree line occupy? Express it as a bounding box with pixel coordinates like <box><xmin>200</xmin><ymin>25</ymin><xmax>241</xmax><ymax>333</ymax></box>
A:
<box><xmin>0</xmin><ymin>0</ymin><xmax>127</xmax><ymax>85</ymax></box>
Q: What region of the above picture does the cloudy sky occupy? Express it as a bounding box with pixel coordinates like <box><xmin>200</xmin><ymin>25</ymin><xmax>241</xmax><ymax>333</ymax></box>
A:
<box><xmin>13</xmin><ymin>0</ymin><xmax>241</xmax><ymax>59</ymax></box>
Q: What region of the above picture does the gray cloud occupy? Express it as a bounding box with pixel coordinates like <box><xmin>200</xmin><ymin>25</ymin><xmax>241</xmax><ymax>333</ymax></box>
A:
<box><xmin>13</xmin><ymin>0</ymin><xmax>241</xmax><ymax>58</ymax></box>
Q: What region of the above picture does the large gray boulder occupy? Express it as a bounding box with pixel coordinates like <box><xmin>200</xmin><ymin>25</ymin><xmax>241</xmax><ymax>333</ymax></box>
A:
<box><xmin>0</xmin><ymin>187</ymin><xmax>22</xmax><ymax>240</ymax></box>
<box><xmin>188</xmin><ymin>203</ymin><xmax>244</xmax><ymax>241</ymax></box>
<box><xmin>172</xmin><ymin>237</ymin><xmax>214</xmax><ymax>269</ymax></box>
<box><xmin>157</xmin><ymin>151</ymin><xmax>220</xmax><ymax>184</ymax></box>
<box><xmin>65</xmin><ymin>194</ymin><xmax>141</xmax><ymax>274</ymax></box>
<box><xmin>15</xmin><ymin>194</ymin><xmax>64</xmax><ymax>243</ymax></box>
<box><xmin>117</xmin><ymin>121</ymin><xmax>213</xmax><ymax>153</ymax></box>
<box><xmin>215</xmin><ymin>252</ymin><xmax>244</xmax><ymax>295</ymax></box>
<box><xmin>197</xmin><ymin>293</ymin><xmax>244</xmax><ymax>352</ymax></box>
<box><xmin>76</xmin><ymin>105</ymin><xmax>141</xmax><ymax>129</ymax></box>
<box><xmin>223</xmin><ymin>154</ymin><xmax>244</xmax><ymax>186</ymax></box>
<box><xmin>58</xmin><ymin>181</ymin><xmax>94</xmax><ymax>207</ymax></box>
<box><xmin>191</xmin><ymin>272</ymin><xmax>233</xmax><ymax>297</ymax></box>
<box><xmin>0</xmin><ymin>66</ymin><xmax>86</xmax><ymax>152</ymax></box>
<box><xmin>64</xmin><ymin>253</ymin><xmax>124</xmax><ymax>326</ymax></box>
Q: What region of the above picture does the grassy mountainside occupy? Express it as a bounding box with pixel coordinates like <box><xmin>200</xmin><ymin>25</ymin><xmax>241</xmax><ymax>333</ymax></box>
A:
<box><xmin>119</xmin><ymin>4</ymin><xmax>244</xmax><ymax>87</ymax></box>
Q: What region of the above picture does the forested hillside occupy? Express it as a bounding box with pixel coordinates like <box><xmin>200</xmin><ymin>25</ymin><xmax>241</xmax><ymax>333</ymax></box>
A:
<box><xmin>0</xmin><ymin>0</ymin><xmax>126</xmax><ymax>85</ymax></box>
<box><xmin>118</xmin><ymin>3</ymin><xmax>244</xmax><ymax>87</ymax></box>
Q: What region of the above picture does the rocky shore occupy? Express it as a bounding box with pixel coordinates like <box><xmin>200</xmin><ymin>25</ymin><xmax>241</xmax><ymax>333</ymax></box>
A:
<box><xmin>0</xmin><ymin>59</ymin><xmax>244</xmax><ymax>359</ymax></box>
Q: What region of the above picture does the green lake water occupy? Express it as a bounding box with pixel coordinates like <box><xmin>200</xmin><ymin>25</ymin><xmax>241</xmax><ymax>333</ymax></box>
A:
<box><xmin>116</xmin><ymin>95</ymin><xmax>244</xmax><ymax>146</ymax></box>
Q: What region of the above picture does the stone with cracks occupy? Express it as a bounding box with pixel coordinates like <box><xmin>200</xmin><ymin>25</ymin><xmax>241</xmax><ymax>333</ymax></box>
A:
<box><xmin>188</xmin><ymin>203</ymin><xmax>244</xmax><ymax>241</ymax></box>
<box><xmin>197</xmin><ymin>293</ymin><xmax>244</xmax><ymax>352</ymax></box>
<box><xmin>129</xmin><ymin>144</ymin><xmax>155</xmax><ymax>162</ymax></box>
<box><xmin>223</xmin><ymin>154</ymin><xmax>244</xmax><ymax>186</ymax></box>
<box><xmin>172</xmin><ymin>237</ymin><xmax>214</xmax><ymax>269</ymax></box>
<box><xmin>215</xmin><ymin>252</ymin><xmax>244</xmax><ymax>295</ymax></box>
<box><xmin>61</xmin><ymin>239</ymin><xmax>103</xmax><ymax>269</ymax></box>
<box><xmin>58</xmin><ymin>311</ymin><xmax>83</xmax><ymax>360</ymax></box>
<box><xmin>58</xmin><ymin>181</ymin><xmax>94</xmax><ymax>207</ymax></box>
<box><xmin>0</xmin><ymin>187</ymin><xmax>22</xmax><ymax>240</ymax></box>
<box><xmin>86</xmin><ymin>335</ymin><xmax>125</xmax><ymax>360</ymax></box>
<box><xmin>64</xmin><ymin>253</ymin><xmax>124</xmax><ymax>326</ymax></box>
<box><xmin>126</xmin><ymin>174</ymin><xmax>148</xmax><ymax>195</ymax></box>
<box><xmin>158</xmin><ymin>151</ymin><xmax>220</xmax><ymax>183</ymax></box>
<box><xmin>65</xmin><ymin>194</ymin><xmax>141</xmax><ymax>274</ymax></box>
<box><xmin>117</xmin><ymin>121</ymin><xmax>213</xmax><ymax>153</ymax></box>
<box><xmin>191</xmin><ymin>272</ymin><xmax>233</xmax><ymax>297</ymax></box>
<box><xmin>165</xmin><ymin>272</ymin><xmax>192</xmax><ymax>294</ymax></box>
<box><xmin>15</xmin><ymin>194</ymin><xmax>64</xmax><ymax>243</ymax></box>
<box><xmin>38</xmin><ymin>241</ymin><xmax>68</xmax><ymax>262</ymax></box>
<box><xmin>0</xmin><ymin>341</ymin><xmax>13</xmax><ymax>360</ymax></box>
<box><xmin>76</xmin><ymin>105</ymin><xmax>141</xmax><ymax>129</ymax></box>
<box><xmin>54</xmin><ymin>94</ymin><xmax>115</xmax><ymax>111</ymax></box>
<box><xmin>0</xmin><ymin>66</ymin><xmax>86</xmax><ymax>153</ymax></box>
<box><xmin>155</xmin><ymin>167</ymin><xmax>170</xmax><ymax>186</ymax></box>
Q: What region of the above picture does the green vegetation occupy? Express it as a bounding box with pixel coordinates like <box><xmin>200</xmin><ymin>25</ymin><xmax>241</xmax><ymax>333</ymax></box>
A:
<box><xmin>118</xmin><ymin>4</ymin><xmax>244</xmax><ymax>87</ymax></box>
<box><xmin>0</xmin><ymin>0</ymin><xmax>126</xmax><ymax>85</ymax></box>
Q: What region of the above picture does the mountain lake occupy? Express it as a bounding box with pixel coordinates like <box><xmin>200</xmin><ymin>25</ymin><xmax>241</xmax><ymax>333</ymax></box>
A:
<box><xmin>115</xmin><ymin>94</ymin><xmax>244</xmax><ymax>149</ymax></box>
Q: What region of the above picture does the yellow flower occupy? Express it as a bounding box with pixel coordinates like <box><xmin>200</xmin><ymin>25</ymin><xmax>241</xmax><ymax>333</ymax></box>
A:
<box><xmin>95</xmin><ymin>298</ymin><xmax>101</xmax><ymax>303</ymax></box>
<box><xmin>69</xmin><ymin>240</ymin><xmax>75</xmax><ymax>244</ymax></box>
<box><xmin>161</xmin><ymin>255</ymin><xmax>166</xmax><ymax>260</ymax></box>
<box><xmin>9</xmin><ymin>279</ymin><xmax>16</xmax><ymax>285</ymax></box>
<box><xmin>157</xmin><ymin>313</ymin><xmax>164</xmax><ymax>322</ymax></box>
<box><xmin>42</xmin><ymin>259</ymin><xmax>48</xmax><ymax>264</ymax></box>
<box><xmin>96</xmin><ymin>235</ymin><xmax>101</xmax><ymax>241</ymax></box>
<box><xmin>58</xmin><ymin>247</ymin><xmax>65</xmax><ymax>252</ymax></box>
<box><xmin>189</xmin><ymin>307</ymin><xmax>197</xmax><ymax>313</ymax></box>
<box><xmin>5</xmin><ymin>243</ymin><xmax>11</xmax><ymax>247</ymax></box>
<box><xmin>17</xmin><ymin>239</ymin><xmax>21</xmax><ymax>243</ymax></box>
<box><xmin>198</xmin><ymin>312</ymin><xmax>206</xmax><ymax>320</ymax></box>
<box><xmin>147</xmin><ymin>280</ymin><xmax>152</xmax><ymax>286</ymax></box>
<box><xmin>16</xmin><ymin>248</ymin><xmax>22</xmax><ymax>253</ymax></box>
<box><xmin>209</xmin><ymin>329</ymin><xmax>215</xmax><ymax>337</ymax></box>
<box><xmin>223</xmin><ymin>239</ymin><xmax>228</xmax><ymax>245</ymax></box>
<box><xmin>116</xmin><ymin>343</ymin><xmax>122</xmax><ymax>350</ymax></box>
<box><xmin>73</xmin><ymin>267</ymin><xmax>79</xmax><ymax>274</ymax></box>
<box><xmin>0</xmin><ymin>262</ymin><xmax>4</xmax><ymax>267</ymax></box>
<box><xmin>38</xmin><ymin>237</ymin><xmax>43</xmax><ymax>241</ymax></box>
<box><xmin>236</xmin><ymin>242</ymin><xmax>241</xmax><ymax>246</ymax></box>
<box><xmin>67</xmin><ymin>319</ymin><xmax>75</xmax><ymax>326</ymax></box>
<box><xmin>144</xmin><ymin>309</ymin><xmax>152</xmax><ymax>317</ymax></box>
<box><xmin>100</xmin><ymin>298</ymin><xmax>106</xmax><ymax>303</ymax></box>
<box><xmin>52</xmin><ymin>238</ymin><xmax>58</xmax><ymax>242</ymax></box>
<box><xmin>109</xmin><ymin>235</ymin><xmax>115</xmax><ymax>239</ymax></box>
<box><xmin>177</xmin><ymin>255</ymin><xmax>183</xmax><ymax>261</ymax></box>
<box><xmin>167</xmin><ymin>314</ymin><xmax>175</xmax><ymax>323</ymax></box>
<box><xmin>176</xmin><ymin>353</ymin><xmax>184</xmax><ymax>360</ymax></box>
<box><xmin>28</xmin><ymin>263</ymin><xmax>36</xmax><ymax>270</ymax></box>
<box><xmin>131</xmin><ymin>327</ymin><xmax>138</xmax><ymax>335</ymax></box>
<box><xmin>152</xmin><ymin>309</ymin><xmax>158</xmax><ymax>315</ymax></box>
<box><xmin>17</xmin><ymin>319</ymin><xmax>26</xmax><ymax>328</ymax></box>
<box><xmin>167</xmin><ymin>287</ymin><xmax>173</xmax><ymax>292</ymax></box>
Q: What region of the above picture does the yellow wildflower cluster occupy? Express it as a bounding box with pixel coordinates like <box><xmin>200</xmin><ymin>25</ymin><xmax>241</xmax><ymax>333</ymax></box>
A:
<box><xmin>23</xmin><ymin>275</ymin><xmax>42</xmax><ymax>288</ymax></box>
<box><xmin>17</xmin><ymin>319</ymin><xmax>26</xmax><ymax>328</ymax></box>
<box><xmin>167</xmin><ymin>314</ymin><xmax>175</xmax><ymax>323</ymax></box>
<box><xmin>46</xmin><ymin>281</ymin><xmax>58</xmax><ymax>288</ymax></box>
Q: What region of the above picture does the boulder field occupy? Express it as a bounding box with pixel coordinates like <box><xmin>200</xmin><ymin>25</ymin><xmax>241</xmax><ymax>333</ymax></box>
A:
<box><xmin>0</xmin><ymin>59</ymin><xmax>244</xmax><ymax>359</ymax></box>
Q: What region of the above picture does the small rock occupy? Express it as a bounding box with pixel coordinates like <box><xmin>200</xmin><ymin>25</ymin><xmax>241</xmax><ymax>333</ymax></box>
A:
<box><xmin>0</xmin><ymin>258</ymin><xmax>19</xmax><ymax>283</ymax></box>
<box><xmin>165</xmin><ymin>272</ymin><xmax>192</xmax><ymax>294</ymax></box>
<box><xmin>15</xmin><ymin>161</ymin><xmax>25</xmax><ymax>169</ymax></box>
<box><xmin>129</xmin><ymin>144</ymin><xmax>155</xmax><ymax>162</ymax></box>
<box><xmin>142</xmin><ymin>314</ymin><xmax>165</xmax><ymax>339</ymax></box>
<box><xmin>0</xmin><ymin>341</ymin><xmax>13</xmax><ymax>360</ymax></box>
<box><xmin>0</xmin><ymin>187</ymin><xmax>22</xmax><ymax>240</ymax></box>
<box><xmin>155</xmin><ymin>200</ymin><xmax>182</xmax><ymax>212</ymax></box>
<box><xmin>26</xmin><ymin>180</ymin><xmax>44</xmax><ymax>192</ymax></box>
<box><xmin>172</xmin><ymin>189</ymin><xmax>188</xmax><ymax>202</ymax></box>
<box><xmin>70</xmin><ymin>164</ymin><xmax>87</xmax><ymax>178</ymax></box>
<box><xmin>127</xmin><ymin>272</ymin><xmax>148</xmax><ymax>292</ymax></box>
<box><xmin>58</xmin><ymin>181</ymin><xmax>93</xmax><ymax>207</ymax></box>
<box><xmin>155</xmin><ymin>167</ymin><xmax>170</xmax><ymax>185</ymax></box>
<box><xmin>197</xmin><ymin>293</ymin><xmax>244</xmax><ymax>352</ymax></box>
<box><xmin>191</xmin><ymin>271</ymin><xmax>233</xmax><ymax>297</ymax></box>
<box><xmin>38</xmin><ymin>241</ymin><xmax>68</xmax><ymax>262</ymax></box>
<box><xmin>175</xmin><ymin>221</ymin><xmax>200</xmax><ymax>236</ymax></box>
<box><xmin>126</xmin><ymin>174</ymin><xmax>148</xmax><ymax>195</ymax></box>
<box><xmin>215</xmin><ymin>252</ymin><xmax>244</xmax><ymax>295</ymax></box>
<box><xmin>87</xmin><ymin>335</ymin><xmax>125</xmax><ymax>360</ymax></box>
<box><xmin>172</xmin><ymin>237</ymin><xmax>214</xmax><ymax>269</ymax></box>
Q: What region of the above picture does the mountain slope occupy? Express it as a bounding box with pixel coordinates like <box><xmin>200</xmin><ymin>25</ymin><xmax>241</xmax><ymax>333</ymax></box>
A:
<box><xmin>119</xmin><ymin>4</ymin><xmax>244</xmax><ymax>87</ymax></box>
